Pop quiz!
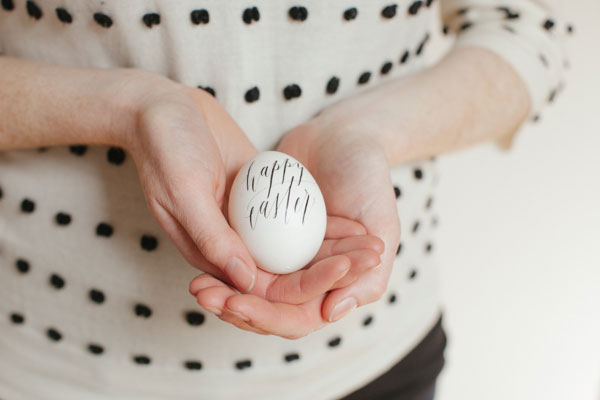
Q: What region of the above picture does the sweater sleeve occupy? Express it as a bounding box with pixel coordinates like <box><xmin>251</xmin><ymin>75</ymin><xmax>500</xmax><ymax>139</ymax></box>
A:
<box><xmin>440</xmin><ymin>0</ymin><xmax>572</xmax><ymax>150</ymax></box>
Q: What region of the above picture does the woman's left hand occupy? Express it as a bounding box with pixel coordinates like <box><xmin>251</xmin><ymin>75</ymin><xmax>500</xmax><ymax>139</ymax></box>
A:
<box><xmin>190</xmin><ymin>116</ymin><xmax>401</xmax><ymax>339</ymax></box>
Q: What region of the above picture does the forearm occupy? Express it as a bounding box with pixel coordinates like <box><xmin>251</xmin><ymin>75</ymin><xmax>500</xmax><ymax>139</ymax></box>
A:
<box><xmin>313</xmin><ymin>46</ymin><xmax>531</xmax><ymax>165</ymax></box>
<box><xmin>0</xmin><ymin>56</ymin><xmax>153</xmax><ymax>150</ymax></box>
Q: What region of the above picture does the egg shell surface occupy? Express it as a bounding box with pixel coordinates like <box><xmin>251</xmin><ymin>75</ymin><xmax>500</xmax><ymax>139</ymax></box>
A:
<box><xmin>228</xmin><ymin>151</ymin><xmax>327</xmax><ymax>274</ymax></box>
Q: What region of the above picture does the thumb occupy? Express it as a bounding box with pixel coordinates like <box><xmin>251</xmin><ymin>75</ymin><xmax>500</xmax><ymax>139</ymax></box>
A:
<box><xmin>174</xmin><ymin>188</ymin><xmax>257</xmax><ymax>293</ymax></box>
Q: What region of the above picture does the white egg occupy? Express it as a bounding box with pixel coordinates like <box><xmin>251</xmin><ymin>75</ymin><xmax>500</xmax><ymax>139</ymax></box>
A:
<box><xmin>228</xmin><ymin>151</ymin><xmax>327</xmax><ymax>274</ymax></box>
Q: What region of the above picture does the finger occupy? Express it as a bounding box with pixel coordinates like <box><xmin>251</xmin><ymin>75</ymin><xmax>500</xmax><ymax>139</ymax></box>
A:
<box><xmin>325</xmin><ymin>216</ymin><xmax>367</xmax><ymax>239</ymax></box>
<box><xmin>224</xmin><ymin>294</ymin><xmax>328</xmax><ymax>340</ymax></box>
<box><xmin>173</xmin><ymin>188</ymin><xmax>258</xmax><ymax>294</ymax></box>
<box><xmin>329</xmin><ymin>249</ymin><xmax>381</xmax><ymax>289</ymax></box>
<box><xmin>321</xmin><ymin>266</ymin><xmax>393</xmax><ymax>323</ymax></box>
<box><xmin>264</xmin><ymin>255</ymin><xmax>350</xmax><ymax>304</ymax></box>
<box><xmin>189</xmin><ymin>273</ymin><xmax>228</xmax><ymax>296</ymax></box>
<box><xmin>194</xmin><ymin>285</ymin><xmax>270</xmax><ymax>335</ymax></box>
<box><xmin>151</xmin><ymin>200</ymin><xmax>229</xmax><ymax>282</ymax></box>
<box><xmin>309</xmin><ymin>235</ymin><xmax>385</xmax><ymax>267</ymax></box>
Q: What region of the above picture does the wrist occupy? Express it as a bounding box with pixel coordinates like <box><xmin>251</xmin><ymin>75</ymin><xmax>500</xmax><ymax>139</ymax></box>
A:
<box><xmin>310</xmin><ymin>104</ymin><xmax>388</xmax><ymax>160</ymax></box>
<box><xmin>97</xmin><ymin>68</ymin><xmax>179</xmax><ymax>149</ymax></box>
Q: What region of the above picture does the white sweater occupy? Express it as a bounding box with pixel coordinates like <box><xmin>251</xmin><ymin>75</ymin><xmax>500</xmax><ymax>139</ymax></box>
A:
<box><xmin>0</xmin><ymin>1</ymin><xmax>568</xmax><ymax>399</ymax></box>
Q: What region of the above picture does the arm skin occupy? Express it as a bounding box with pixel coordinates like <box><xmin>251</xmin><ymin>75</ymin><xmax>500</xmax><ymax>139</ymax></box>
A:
<box><xmin>0</xmin><ymin>46</ymin><xmax>530</xmax><ymax>172</ymax></box>
<box><xmin>308</xmin><ymin>46</ymin><xmax>531</xmax><ymax>166</ymax></box>
<box><xmin>0</xmin><ymin>56</ymin><xmax>145</xmax><ymax>150</ymax></box>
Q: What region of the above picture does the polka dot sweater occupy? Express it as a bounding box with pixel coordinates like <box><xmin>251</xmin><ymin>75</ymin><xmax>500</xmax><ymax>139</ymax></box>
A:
<box><xmin>0</xmin><ymin>1</ymin><xmax>569</xmax><ymax>399</ymax></box>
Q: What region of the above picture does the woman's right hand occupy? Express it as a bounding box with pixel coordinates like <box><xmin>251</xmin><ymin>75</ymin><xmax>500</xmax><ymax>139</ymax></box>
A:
<box><xmin>118</xmin><ymin>71</ymin><xmax>383</xmax><ymax>304</ymax></box>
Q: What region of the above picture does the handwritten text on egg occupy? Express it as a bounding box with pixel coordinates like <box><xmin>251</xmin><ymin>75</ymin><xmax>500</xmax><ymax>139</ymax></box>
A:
<box><xmin>245</xmin><ymin>158</ymin><xmax>315</xmax><ymax>229</ymax></box>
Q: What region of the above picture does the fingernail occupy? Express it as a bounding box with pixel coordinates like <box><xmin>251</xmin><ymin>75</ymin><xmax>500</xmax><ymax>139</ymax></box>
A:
<box><xmin>225</xmin><ymin>257</ymin><xmax>255</xmax><ymax>292</ymax></box>
<box><xmin>225</xmin><ymin>308</ymin><xmax>250</xmax><ymax>322</ymax></box>
<box><xmin>329</xmin><ymin>297</ymin><xmax>357</xmax><ymax>322</ymax></box>
<box><xmin>202</xmin><ymin>306</ymin><xmax>222</xmax><ymax>316</ymax></box>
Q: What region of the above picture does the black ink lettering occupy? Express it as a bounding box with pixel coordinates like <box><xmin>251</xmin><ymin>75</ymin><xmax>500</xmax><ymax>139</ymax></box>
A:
<box><xmin>302</xmin><ymin>190</ymin><xmax>310</xmax><ymax>224</ymax></box>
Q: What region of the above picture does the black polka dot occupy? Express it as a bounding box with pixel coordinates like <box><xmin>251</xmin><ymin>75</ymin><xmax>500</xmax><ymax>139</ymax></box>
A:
<box><xmin>1</xmin><ymin>0</ymin><xmax>14</xmax><ymax>11</ymax></box>
<box><xmin>343</xmin><ymin>7</ymin><xmax>357</xmax><ymax>21</ymax></box>
<box><xmin>190</xmin><ymin>9</ymin><xmax>209</xmax><ymax>24</ymax></box>
<box><xmin>548</xmin><ymin>89</ymin><xmax>557</xmax><ymax>103</ymax></box>
<box><xmin>185</xmin><ymin>311</ymin><xmax>205</xmax><ymax>326</ymax></box>
<box><xmin>425</xmin><ymin>242</ymin><xmax>433</xmax><ymax>253</ymax></box>
<box><xmin>284</xmin><ymin>353</ymin><xmax>300</xmax><ymax>363</ymax></box>
<box><xmin>244</xmin><ymin>86</ymin><xmax>260</xmax><ymax>103</ymax></box>
<box><xmin>96</xmin><ymin>222</ymin><xmax>114</xmax><ymax>237</ymax></box>
<box><xmin>140</xmin><ymin>235</ymin><xmax>158</xmax><ymax>251</ymax></box>
<box><xmin>408</xmin><ymin>1</ymin><xmax>422</xmax><ymax>15</ymax></box>
<box><xmin>396</xmin><ymin>242</ymin><xmax>402</xmax><ymax>256</ymax></box>
<box><xmin>426</xmin><ymin>0</ymin><xmax>434</xmax><ymax>7</ymax></box>
<box><xmin>413</xmin><ymin>168</ymin><xmax>423</xmax><ymax>180</ymax></box>
<box><xmin>566</xmin><ymin>24</ymin><xmax>574</xmax><ymax>34</ymax></box>
<box><xmin>328</xmin><ymin>336</ymin><xmax>342</xmax><ymax>347</ymax></box>
<box><xmin>502</xmin><ymin>25</ymin><xmax>515</xmax><ymax>34</ymax></box>
<box><xmin>457</xmin><ymin>7</ymin><xmax>468</xmax><ymax>15</ymax></box>
<box><xmin>185</xmin><ymin>360</ymin><xmax>202</xmax><ymax>370</ymax></box>
<box><xmin>142</xmin><ymin>13</ymin><xmax>160</xmax><ymax>28</ymax></box>
<box><xmin>543</xmin><ymin>19</ymin><xmax>555</xmax><ymax>31</ymax></box>
<box><xmin>89</xmin><ymin>289</ymin><xmax>105</xmax><ymax>304</ymax></box>
<box><xmin>88</xmin><ymin>343</ymin><xmax>104</xmax><ymax>355</ymax></box>
<box><xmin>55</xmin><ymin>7</ymin><xmax>72</xmax><ymax>23</ymax></box>
<box><xmin>400</xmin><ymin>50</ymin><xmax>410</xmax><ymax>64</ymax></box>
<box><xmin>388</xmin><ymin>293</ymin><xmax>397</xmax><ymax>304</ymax></box>
<box><xmin>363</xmin><ymin>315</ymin><xmax>374</xmax><ymax>326</ymax></box>
<box><xmin>55</xmin><ymin>212</ymin><xmax>71</xmax><ymax>226</ymax></box>
<box><xmin>283</xmin><ymin>84</ymin><xmax>302</xmax><ymax>100</ymax></box>
<box><xmin>358</xmin><ymin>71</ymin><xmax>371</xmax><ymax>85</ymax></box>
<box><xmin>20</xmin><ymin>198</ymin><xmax>35</xmax><ymax>213</ymax></box>
<box><xmin>235</xmin><ymin>359</ymin><xmax>252</xmax><ymax>370</ymax></box>
<box><xmin>107</xmin><ymin>147</ymin><xmax>125</xmax><ymax>165</ymax></box>
<box><xmin>425</xmin><ymin>197</ymin><xmax>433</xmax><ymax>209</ymax></box>
<box><xmin>442</xmin><ymin>25</ymin><xmax>449</xmax><ymax>35</ymax></box>
<box><xmin>288</xmin><ymin>6</ymin><xmax>308</xmax><ymax>21</ymax></box>
<box><xmin>49</xmin><ymin>274</ymin><xmax>65</xmax><ymax>289</ymax></box>
<box><xmin>134</xmin><ymin>303</ymin><xmax>152</xmax><ymax>318</ymax></box>
<box><xmin>69</xmin><ymin>145</ymin><xmax>87</xmax><ymax>156</ymax></box>
<box><xmin>26</xmin><ymin>1</ymin><xmax>42</xmax><ymax>19</ymax></box>
<box><xmin>532</xmin><ymin>114</ymin><xmax>541</xmax><ymax>123</ymax></box>
<box><xmin>10</xmin><ymin>313</ymin><xmax>24</xmax><ymax>324</ymax></box>
<box><xmin>380</xmin><ymin>61</ymin><xmax>393</xmax><ymax>75</ymax></box>
<box><xmin>133</xmin><ymin>355</ymin><xmax>151</xmax><ymax>365</ymax></box>
<box><xmin>381</xmin><ymin>4</ymin><xmax>397</xmax><ymax>19</ymax></box>
<box><xmin>539</xmin><ymin>54</ymin><xmax>549</xmax><ymax>68</ymax></box>
<box><xmin>198</xmin><ymin>86</ymin><xmax>216</xmax><ymax>97</ymax></box>
<box><xmin>459</xmin><ymin>22</ymin><xmax>472</xmax><ymax>31</ymax></box>
<box><xmin>93</xmin><ymin>12</ymin><xmax>113</xmax><ymax>28</ymax></box>
<box><xmin>412</xmin><ymin>221</ymin><xmax>420</xmax><ymax>233</ymax></box>
<box><xmin>326</xmin><ymin>76</ymin><xmax>340</xmax><ymax>95</ymax></box>
<box><xmin>409</xmin><ymin>269</ymin><xmax>418</xmax><ymax>280</ymax></box>
<box><xmin>242</xmin><ymin>7</ymin><xmax>260</xmax><ymax>24</ymax></box>
<box><xmin>416</xmin><ymin>34</ymin><xmax>430</xmax><ymax>56</ymax></box>
<box><xmin>15</xmin><ymin>258</ymin><xmax>30</xmax><ymax>274</ymax></box>
<box><xmin>47</xmin><ymin>328</ymin><xmax>62</xmax><ymax>342</ymax></box>
<box><xmin>394</xmin><ymin>186</ymin><xmax>401</xmax><ymax>199</ymax></box>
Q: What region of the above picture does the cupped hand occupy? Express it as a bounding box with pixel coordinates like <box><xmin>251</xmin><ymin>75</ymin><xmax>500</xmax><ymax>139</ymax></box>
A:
<box><xmin>191</xmin><ymin>117</ymin><xmax>400</xmax><ymax>339</ymax></box>
<box><xmin>121</xmin><ymin>73</ymin><xmax>383</xmax><ymax>303</ymax></box>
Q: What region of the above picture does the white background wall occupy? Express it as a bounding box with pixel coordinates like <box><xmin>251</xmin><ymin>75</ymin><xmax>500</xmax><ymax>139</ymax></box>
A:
<box><xmin>435</xmin><ymin>1</ymin><xmax>600</xmax><ymax>399</ymax></box>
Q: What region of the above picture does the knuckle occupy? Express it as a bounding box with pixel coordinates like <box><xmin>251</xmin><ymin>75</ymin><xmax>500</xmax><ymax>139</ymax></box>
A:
<box><xmin>192</xmin><ymin>230</ymin><xmax>221</xmax><ymax>261</ymax></box>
